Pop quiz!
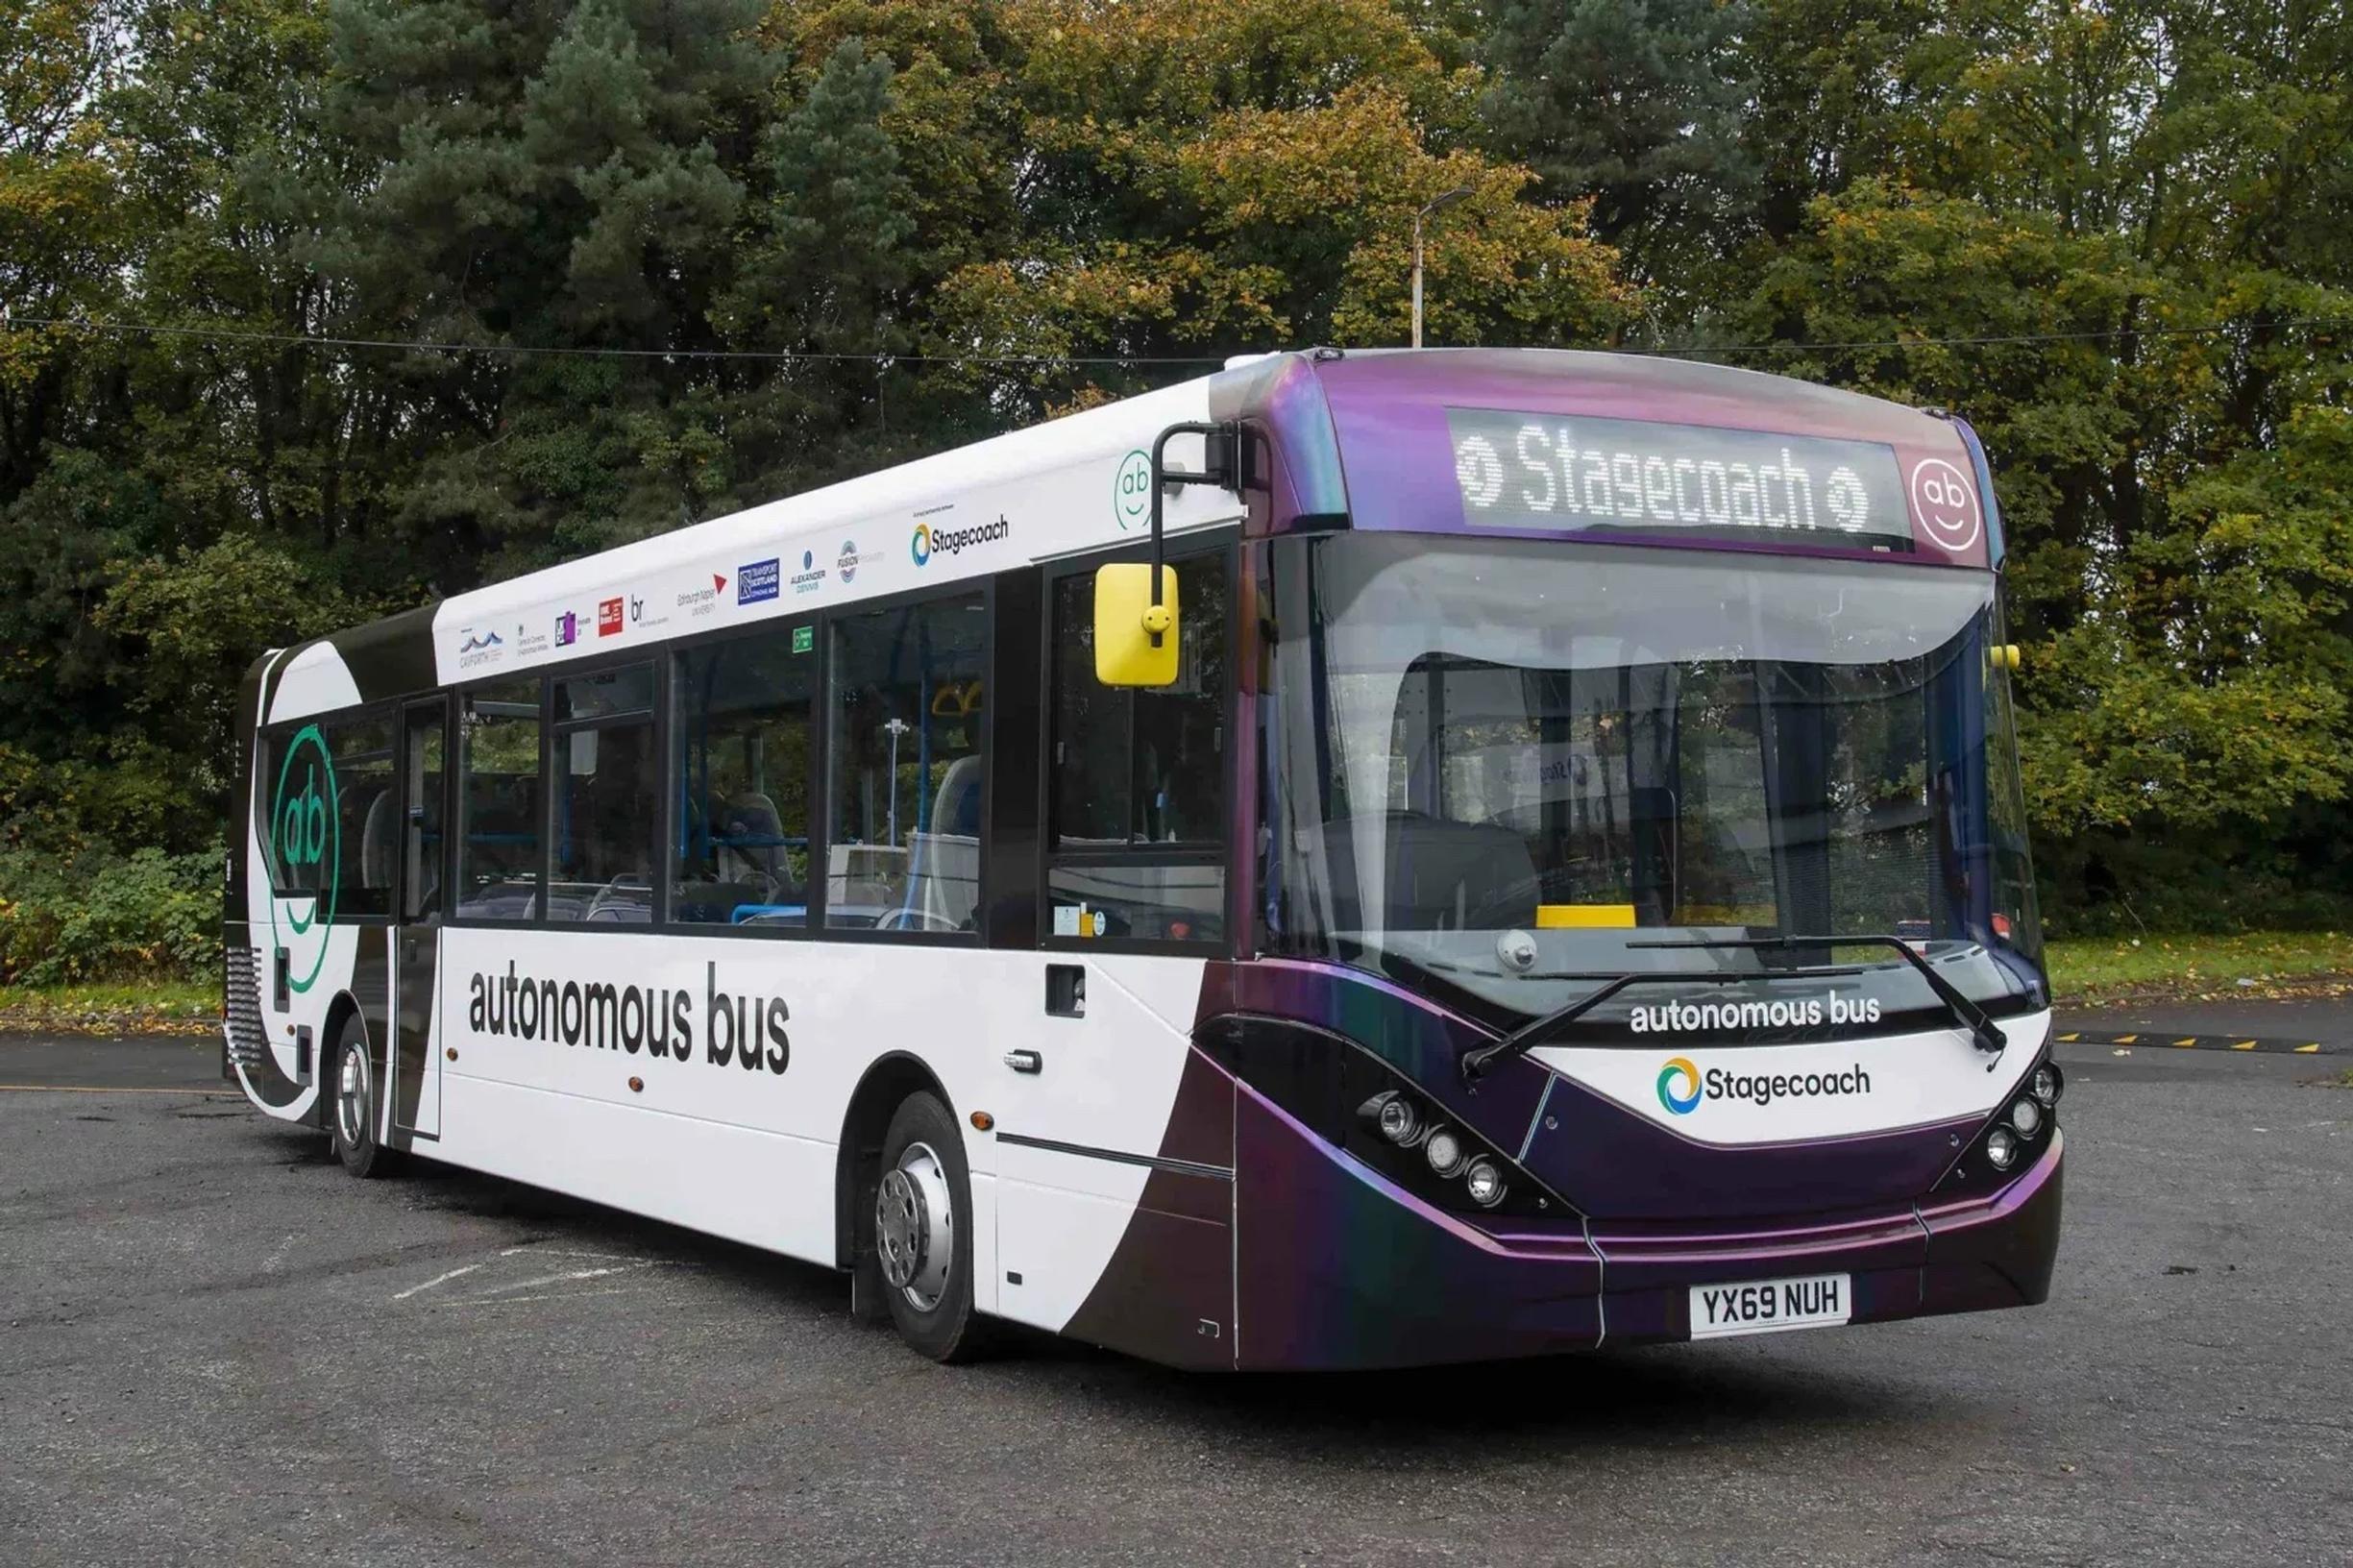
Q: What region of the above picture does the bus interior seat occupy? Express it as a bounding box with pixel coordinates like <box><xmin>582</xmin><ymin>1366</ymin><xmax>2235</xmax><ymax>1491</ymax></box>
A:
<box><xmin>717</xmin><ymin>791</ymin><xmax>797</xmax><ymax>895</ymax></box>
<box><xmin>359</xmin><ymin>789</ymin><xmax>396</xmax><ymax>893</ymax></box>
<box><xmin>1316</xmin><ymin>813</ymin><xmax>1539</xmax><ymax>931</ymax></box>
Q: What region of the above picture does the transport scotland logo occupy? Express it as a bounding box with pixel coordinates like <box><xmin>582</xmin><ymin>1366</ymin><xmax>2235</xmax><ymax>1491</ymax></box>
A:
<box><xmin>1657</xmin><ymin>1056</ymin><xmax>1703</xmax><ymax>1115</ymax></box>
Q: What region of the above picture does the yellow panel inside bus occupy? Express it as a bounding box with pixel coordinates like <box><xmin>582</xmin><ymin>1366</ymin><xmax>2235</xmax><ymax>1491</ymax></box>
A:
<box><xmin>1092</xmin><ymin>563</ymin><xmax>1182</xmax><ymax>687</ymax></box>
<box><xmin>1535</xmin><ymin>903</ymin><xmax>1636</xmax><ymax>929</ymax></box>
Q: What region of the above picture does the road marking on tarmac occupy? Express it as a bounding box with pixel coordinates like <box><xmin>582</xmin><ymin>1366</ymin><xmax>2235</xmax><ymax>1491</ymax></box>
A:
<box><xmin>0</xmin><ymin>1084</ymin><xmax>242</xmax><ymax>1094</ymax></box>
<box><xmin>2056</xmin><ymin>1032</ymin><xmax>2334</xmax><ymax>1055</ymax></box>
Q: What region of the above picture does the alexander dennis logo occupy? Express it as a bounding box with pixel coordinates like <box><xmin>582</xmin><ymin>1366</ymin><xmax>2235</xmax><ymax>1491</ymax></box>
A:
<box><xmin>268</xmin><ymin>724</ymin><xmax>338</xmax><ymax>997</ymax></box>
<box><xmin>1656</xmin><ymin>1054</ymin><xmax>1873</xmax><ymax>1115</ymax></box>
<box><xmin>911</xmin><ymin>514</ymin><xmax>1011</xmax><ymax>568</ymax></box>
<box><xmin>1657</xmin><ymin>1057</ymin><xmax>1703</xmax><ymax>1115</ymax></box>
<box><xmin>790</xmin><ymin>550</ymin><xmax>826</xmax><ymax>596</ymax></box>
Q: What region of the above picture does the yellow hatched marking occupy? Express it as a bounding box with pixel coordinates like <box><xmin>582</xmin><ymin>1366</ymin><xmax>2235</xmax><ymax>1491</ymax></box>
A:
<box><xmin>2112</xmin><ymin>1034</ymin><xmax>2139</xmax><ymax>1044</ymax></box>
<box><xmin>2294</xmin><ymin>1043</ymin><xmax>2321</xmax><ymax>1054</ymax></box>
<box><xmin>2172</xmin><ymin>1038</ymin><xmax>2198</xmax><ymax>1047</ymax></box>
<box><xmin>2057</xmin><ymin>1032</ymin><xmax>2080</xmax><ymax>1042</ymax></box>
<box><xmin>2233</xmin><ymin>1040</ymin><xmax>2259</xmax><ymax>1051</ymax></box>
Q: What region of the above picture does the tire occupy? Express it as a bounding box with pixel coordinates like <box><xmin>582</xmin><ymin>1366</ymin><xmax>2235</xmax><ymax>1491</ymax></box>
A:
<box><xmin>873</xmin><ymin>1090</ymin><xmax>988</xmax><ymax>1362</ymax></box>
<box><xmin>328</xmin><ymin>1017</ymin><xmax>399</xmax><ymax>1180</ymax></box>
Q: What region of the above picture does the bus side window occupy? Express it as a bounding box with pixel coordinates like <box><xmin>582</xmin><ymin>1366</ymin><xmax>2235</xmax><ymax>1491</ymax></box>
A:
<box><xmin>827</xmin><ymin>593</ymin><xmax>986</xmax><ymax>935</ymax></box>
<box><xmin>458</xmin><ymin>679</ymin><xmax>543</xmax><ymax>920</ymax></box>
<box><xmin>1046</xmin><ymin>553</ymin><xmax>1228</xmax><ymax>945</ymax></box>
<box><xmin>550</xmin><ymin>665</ymin><xmax>657</xmax><ymax>924</ymax></box>
<box><xmin>673</xmin><ymin>627</ymin><xmax>816</xmax><ymax>928</ymax></box>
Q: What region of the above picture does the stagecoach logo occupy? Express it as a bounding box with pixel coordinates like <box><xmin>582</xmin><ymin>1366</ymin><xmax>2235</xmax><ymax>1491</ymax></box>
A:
<box><xmin>268</xmin><ymin>723</ymin><xmax>337</xmax><ymax>996</ymax></box>
<box><xmin>1657</xmin><ymin>1056</ymin><xmax>1703</xmax><ymax>1115</ymax></box>
<box><xmin>1115</xmin><ymin>450</ymin><xmax>1152</xmax><ymax>529</ymax></box>
<box><xmin>1657</xmin><ymin>1054</ymin><xmax>1874</xmax><ymax>1115</ymax></box>
<box><xmin>912</xmin><ymin>514</ymin><xmax>1012</xmax><ymax>568</ymax></box>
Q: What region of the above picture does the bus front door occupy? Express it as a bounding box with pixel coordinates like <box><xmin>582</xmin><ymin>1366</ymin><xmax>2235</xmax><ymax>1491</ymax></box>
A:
<box><xmin>391</xmin><ymin>698</ymin><xmax>448</xmax><ymax>1141</ymax></box>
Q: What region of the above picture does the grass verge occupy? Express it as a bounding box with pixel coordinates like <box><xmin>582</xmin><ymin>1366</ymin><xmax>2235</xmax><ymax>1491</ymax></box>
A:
<box><xmin>0</xmin><ymin>977</ymin><xmax>221</xmax><ymax>1036</ymax></box>
<box><xmin>2044</xmin><ymin>931</ymin><xmax>2353</xmax><ymax>1003</ymax></box>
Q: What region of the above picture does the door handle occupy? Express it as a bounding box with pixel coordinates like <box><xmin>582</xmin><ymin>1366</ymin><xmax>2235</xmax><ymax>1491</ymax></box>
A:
<box><xmin>1002</xmin><ymin>1049</ymin><xmax>1042</xmax><ymax>1074</ymax></box>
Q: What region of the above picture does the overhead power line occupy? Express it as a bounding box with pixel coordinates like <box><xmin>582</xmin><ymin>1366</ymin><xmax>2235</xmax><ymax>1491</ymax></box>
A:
<box><xmin>0</xmin><ymin>311</ymin><xmax>2341</xmax><ymax>365</ymax></box>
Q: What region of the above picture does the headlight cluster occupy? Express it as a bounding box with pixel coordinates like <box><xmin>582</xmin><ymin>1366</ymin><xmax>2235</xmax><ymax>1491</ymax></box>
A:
<box><xmin>1982</xmin><ymin>1059</ymin><xmax>2063</xmax><ymax>1173</ymax></box>
<box><xmin>1361</xmin><ymin>1090</ymin><xmax>1510</xmax><ymax>1210</ymax></box>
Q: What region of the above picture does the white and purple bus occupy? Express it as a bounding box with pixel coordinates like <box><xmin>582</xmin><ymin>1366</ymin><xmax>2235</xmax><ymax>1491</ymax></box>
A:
<box><xmin>224</xmin><ymin>348</ymin><xmax>2061</xmax><ymax>1368</ymax></box>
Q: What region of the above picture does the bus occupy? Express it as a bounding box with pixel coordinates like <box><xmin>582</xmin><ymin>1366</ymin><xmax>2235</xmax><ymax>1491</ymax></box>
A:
<box><xmin>223</xmin><ymin>347</ymin><xmax>2062</xmax><ymax>1369</ymax></box>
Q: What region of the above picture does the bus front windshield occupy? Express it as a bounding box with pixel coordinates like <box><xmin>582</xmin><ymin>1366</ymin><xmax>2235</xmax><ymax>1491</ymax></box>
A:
<box><xmin>1264</xmin><ymin>534</ymin><xmax>2046</xmax><ymax>1033</ymax></box>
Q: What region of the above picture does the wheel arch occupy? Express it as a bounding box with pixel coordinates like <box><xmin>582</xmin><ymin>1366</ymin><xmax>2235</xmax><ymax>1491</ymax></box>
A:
<box><xmin>317</xmin><ymin>988</ymin><xmax>368</xmax><ymax>1128</ymax></box>
<box><xmin>835</xmin><ymin>1052</ymin><xmax>955</xmax><ymax>1270</ymax></box>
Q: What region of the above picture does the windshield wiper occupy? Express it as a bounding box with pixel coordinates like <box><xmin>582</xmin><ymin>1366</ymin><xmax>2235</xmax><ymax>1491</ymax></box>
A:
<box><xmin>1630</xmin><ymin>934</ymin><xmax>2009</xmax><ymax>1057</ymax></box>
<box><xmin>1458</xmin><ymin>965</ymin><xmax>1865</xmax><ymax>1085</ymax></box>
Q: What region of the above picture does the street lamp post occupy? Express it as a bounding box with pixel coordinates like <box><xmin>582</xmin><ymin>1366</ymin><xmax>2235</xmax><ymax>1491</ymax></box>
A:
<box><xmin>1411</xmin><ymin>186</ymin><xmax>1472</xmax><ymax>349</ymax></box>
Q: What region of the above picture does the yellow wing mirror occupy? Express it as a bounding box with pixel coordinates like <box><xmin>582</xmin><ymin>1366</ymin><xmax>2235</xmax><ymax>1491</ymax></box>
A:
<box><xmin>1092</xmin><ymin>563</ymin><xmax>1182</xmax><ymax>687</ymax></box>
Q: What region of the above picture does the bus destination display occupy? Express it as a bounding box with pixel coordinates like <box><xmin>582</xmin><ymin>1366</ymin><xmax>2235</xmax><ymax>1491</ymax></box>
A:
<box><xmin>1446</xmin><ymin>407</ymin><xmax>1913</xmax><ymax>548</ymax></box>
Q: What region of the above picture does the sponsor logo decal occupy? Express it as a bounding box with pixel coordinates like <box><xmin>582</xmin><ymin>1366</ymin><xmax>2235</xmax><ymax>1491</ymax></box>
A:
<box><xmin>738</xmin><ymin>557</ymin><xmax>780</xmax><ymax>604</ymax></box>
<box><xmin>836</xmin><ymin>539</ymin><xmax>872</xmax><ymax>584</ymax></box>
<box><xmin>555</xmin><ymin>610</ymin><xmax>580</xmax><ymax>647</ymax></box>
<box><xmin>598</xmin><ymin>597</ymin><xmax>624</xmax><ymax>636</ymax></box>
<box><xmin>456</xmin><ymin>627</ymin><xmax>504</xmax><ymax>669</ymax></box>
<box><xmin>458</xmin><ymin>630</ymin><xmax>502</xmax><ymax>653</ymax></box>
<box><xmin>267</xmin><ymin>724</ymin><xmax>337</xmax><ymax>995</ymax></box>
<box><xmin>790</xmin><ymin>549</ymin><xmax>826</xmax><ymax>596</ymax></box>
<box><xmin>911</xmin><ymin>514</ymin><xmax>1012</xmax><ymax>568</ymax></box>
<box><xmin>1656</xmin><ymin>1056</ymin><xmax>1702</xmax><ymax>1115</ymax></box>
<box><xmin>1656</xmin><ymin>1055</ymin><xmax>1874</xmax><ymax>1115</ymax></box>
<box><xmin>1115</xmin><ymin>449</ymin><xmax>1152</xmax><ymax>529</ymax></box>
<box><xmin>675</xmin><ymin>576</ymin><xmax>722</xmax><ymax>618</ymax></box>
<box><xmin>464</xmin><ymin>960</ymin><xmax>791</xmax><ymax>1075</ymax></box>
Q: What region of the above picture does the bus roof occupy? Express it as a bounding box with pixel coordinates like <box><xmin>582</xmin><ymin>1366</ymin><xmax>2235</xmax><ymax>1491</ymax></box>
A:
<box><xmin>257</xmin><ymin>348</ymin><xmax>1995</xmax><ymax>716</ymax></box>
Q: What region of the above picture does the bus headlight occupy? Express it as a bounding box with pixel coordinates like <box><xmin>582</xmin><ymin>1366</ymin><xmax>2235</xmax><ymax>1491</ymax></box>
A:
<box><xmin>2010</xmin><ymin>1097</ymin><xmax>2043</xmax><ymax>1137</ymax></box>
<box><xmin>1463</xmin><ymin>1159</ymin><xmax>1507</xmax><ymax>1209</ymax></box>
<box><xmin>1366</xmin><ymin>1091</ymin><xmax>1423</xmax><ymax>1146</ymax></box>
<box><xmin>1985</xmin><ymin>1126</ymin><xmax>2019</xmax><ymax>1171</ymax></box>
<box><xmin>2032</xmin><ymin>1064</ymin><xmax>2061</xmax><ymax>1106</ymax></box>
<box><xmin>1425</xmin><ymin>1127</ymin><xmax>1467</xmax><ymax>1177</ymax></box>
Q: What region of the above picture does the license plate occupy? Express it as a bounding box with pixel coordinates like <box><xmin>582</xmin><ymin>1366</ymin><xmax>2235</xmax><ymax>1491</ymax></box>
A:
<box><xmin>1688</xmin><ymin>1273</ymin><xmax>1851</xmax><ymax>1339</ymax></box>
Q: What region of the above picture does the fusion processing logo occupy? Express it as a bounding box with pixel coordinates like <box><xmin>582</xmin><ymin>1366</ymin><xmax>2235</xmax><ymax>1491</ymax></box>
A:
<box><xmin>1657</xmin><ymin>1056</ymin><xmax>1703</xmax><ymax>1115</ymax></box>
<box><xmin>268</xmin><ymin>723</ymin><xmax>338</xmax><ymax>996</ymax></box>
<box><xmin>837</xmin><ymin>539</ymin><xmax>863</xmax><ymax>584</ymax></box>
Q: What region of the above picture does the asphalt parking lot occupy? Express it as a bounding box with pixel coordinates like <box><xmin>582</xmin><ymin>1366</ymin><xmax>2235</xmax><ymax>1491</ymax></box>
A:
<box><xmin>4</xmin><ymin>1016</ymin><xmax>2348</xmax><ymax>1567</ymax></box>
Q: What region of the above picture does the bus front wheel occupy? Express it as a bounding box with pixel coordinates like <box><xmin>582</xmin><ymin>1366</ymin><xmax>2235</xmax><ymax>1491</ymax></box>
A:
<box><xmin>328</xmin><ymin>1018</ymin><xmax>399</xmax><ymax>1180</ymax></box>
<box><xmin>873</xmin><ymin>1091</ymin><xmax>987</xmax><ymax>1361</ymax></box>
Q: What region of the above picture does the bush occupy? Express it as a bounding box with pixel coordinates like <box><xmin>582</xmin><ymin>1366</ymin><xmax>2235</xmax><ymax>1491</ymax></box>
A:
<box><xmin>0</xmin><ymin>843</ymin><xmax>222</xmax><ymax>986</ymax></box>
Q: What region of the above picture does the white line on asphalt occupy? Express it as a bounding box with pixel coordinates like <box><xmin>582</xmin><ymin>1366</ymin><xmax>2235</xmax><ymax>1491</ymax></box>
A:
<box><xmin>392</xmin><ymin>1262</ymin><xmax>485</xmax><ymax>1301</ymax></box>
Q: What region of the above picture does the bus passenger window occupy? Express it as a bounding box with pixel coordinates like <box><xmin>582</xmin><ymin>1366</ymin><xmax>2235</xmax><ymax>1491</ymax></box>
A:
<box><xmin>1046</xmin><ymin>555</ymin><xmax>1228</xmax><ymax>944</ymax></box>
<box><xmin>827</xmin><ymin>593</ymin><xmax>986</xmax><ymax>934</ymax></box>
<box><xmin>673</xmin><ymin>628</ymin><xmax>815</xmax><ymax>927</ymax></box>
<box><xmin>550</xmin><ymin>665</ymin><xmax>656</xmax><ymax>923</ymax></box>
<box><xmin>258</xmin><ymin>711</ymin><xmax>395</xmax><ymax>920</ymax></box>
<box><xmin>458</xmin><ymin>679</ymin><xmax>543</xmax><ymax>920</ymax></box>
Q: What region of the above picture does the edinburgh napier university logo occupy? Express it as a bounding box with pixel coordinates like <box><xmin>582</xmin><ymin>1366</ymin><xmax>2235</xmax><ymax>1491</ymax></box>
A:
<box><xmin>269</xmin><ymin>724</ymin><xmax>338</xmax><ymax>997</ymax></box>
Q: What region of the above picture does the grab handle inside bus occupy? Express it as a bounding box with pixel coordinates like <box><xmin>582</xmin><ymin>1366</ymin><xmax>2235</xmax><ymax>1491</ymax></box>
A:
<box><xmin>1092</xmin><ymin>420</ymin><xmax>1240</xmax><ymax>688</ymax></box>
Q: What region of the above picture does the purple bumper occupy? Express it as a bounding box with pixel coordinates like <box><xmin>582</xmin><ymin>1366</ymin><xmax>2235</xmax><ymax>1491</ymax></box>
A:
<box><xmin>1233</xmin><ymin>1078</ymin><xmax>2063</xmax><ymax>1371</ymax></box>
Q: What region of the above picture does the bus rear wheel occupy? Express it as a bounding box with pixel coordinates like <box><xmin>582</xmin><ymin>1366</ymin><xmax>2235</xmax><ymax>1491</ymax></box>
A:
<box><xmin>328</xmin><ymin>1018</ymin><xmax>399</xmax><ymax>1180</ymax></box>
<box><xmin>873</xmin><ymin>1091</ymin><xmax>987</xmax><ymax>1362</ymax></box>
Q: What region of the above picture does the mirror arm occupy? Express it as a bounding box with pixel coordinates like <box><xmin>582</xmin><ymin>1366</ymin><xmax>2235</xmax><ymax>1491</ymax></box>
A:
<box><xmin>1147</xmin><ymin>421</ymin><xmax>1241</xmax><ymax>645</ymax></box>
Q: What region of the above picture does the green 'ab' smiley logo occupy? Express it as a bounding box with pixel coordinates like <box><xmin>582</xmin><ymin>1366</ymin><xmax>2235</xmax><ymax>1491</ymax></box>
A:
<box><xmin>1115</xmin><ymin>450</ymin><xmax>1152</xmax><ymax>530</ymax></box>
<box><xmin>269</xmin><ymin>723</ymin><xmax>338</xmax><ymax>995</ymax></box>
